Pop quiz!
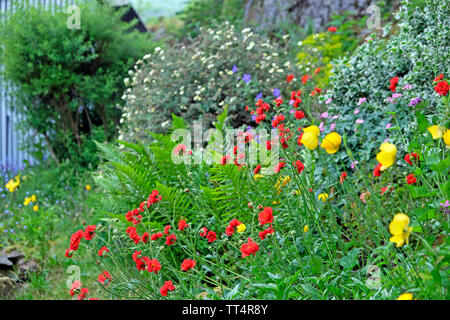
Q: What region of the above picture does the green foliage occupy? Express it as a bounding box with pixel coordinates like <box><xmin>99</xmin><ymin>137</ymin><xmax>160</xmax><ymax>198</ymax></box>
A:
<box><xmin>119</xmin><ymin>21</ymin><xmax>300</xmax><ymax>143</ymax></box>
<box><xmin>0</xmin><ymin>1</ymin><xmax>157</xmax><ymax>168</ymax></box>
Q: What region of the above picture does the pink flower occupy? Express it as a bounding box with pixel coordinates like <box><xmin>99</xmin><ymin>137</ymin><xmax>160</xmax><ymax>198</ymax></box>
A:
<box><xmin>355</xmin><ymin>119</ymin><xmax>364</xmax><ymax>124</ymax></box>
<box><xmin>325</xmin><ymin>98</ymin><xmax>332</xmax><ymax>104</ymax></box>
<box><xmin>319</xmin><ymin>122</ymin><xmax>324</xmax><ymax>132</ymax></box>
<box><xmin>357</xmin><ymin>98</ymin><xmax>366</xmax><ymax>105</ymax></box>
<box><xmin>332</xmin><ymin>115</ymin><xmax>339</xmax><ymax>120</ymax></box>
<box><xmin>320</xmin><ymin>112</ymin><xmax>329</xmax><ymax>119</ymax></box>
<box><xmin>329</xmin><ymin>123</ymin><xmax>336</xmax><ymax>131</ymax></box>
<box><xmin>354</xmin><ymin>109</ymin><xmax>360</xmax><ymax>115</ymax></box>
<box><xmin>386</xmin><ymin>123</ymin><xmax>392</xmax><ymax>129</ymax></box>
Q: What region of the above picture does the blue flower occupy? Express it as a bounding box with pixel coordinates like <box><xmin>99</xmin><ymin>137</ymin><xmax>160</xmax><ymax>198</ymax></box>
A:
<box><xmin>273</xmin><ymin>88</ymin><xmax>281</xmax><ymax>98</ymax></box>
<box><xmin>232</xmin><ymin>65</ymin><xmax>238</xmax><ymax>73</ymax></box>
<box><xmin>242</xmin><ymin>74</ymin><xmax>251</xmax><ymax>83</ymax></box>
<box><xmin>255</xmin><ymin>92</ymin><xmax>263</xmax><ymax>100</ymax></box>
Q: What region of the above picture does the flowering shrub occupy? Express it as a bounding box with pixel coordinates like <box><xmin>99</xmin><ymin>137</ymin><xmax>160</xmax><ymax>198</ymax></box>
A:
<box><xmin>119</xmin><ymin>21</ymin><xmax>301</xmax><ymax>142</ymax></box>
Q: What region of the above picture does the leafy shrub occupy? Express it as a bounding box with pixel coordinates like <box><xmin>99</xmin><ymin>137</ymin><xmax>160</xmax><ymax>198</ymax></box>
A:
<box><xmin>119</xmin><ymin>21</ymin><xmax>300</xmax><ymax>142</ymax></box>
<box><xmin>0</xmin><ymin>1</ymin><xmax>156</xmax><ymax>168</ymax></box>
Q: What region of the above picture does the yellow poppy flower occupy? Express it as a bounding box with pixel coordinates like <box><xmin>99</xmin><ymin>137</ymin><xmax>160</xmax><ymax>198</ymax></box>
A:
<box><xmin>320</xmin><ymin>132</ymin><xmax>342</xmax><ymax>154</ymax></box>
<box><xmin>33</xmin><ymin>205</ymin><xmax>39</xmax><ymax>212</ymax></box>
<box><xmin>389</xmin><ymin>213</ymin><xmax>413</xmax><ymax>247</ymax></box>
<box><xmin>236</xmin><ymin>223</ymin><xmax>246</xmax><ymax>233</ymax></box>
<box><xmin>301</xmin><ymin>125</ymin><xmax>320</xmax><ymax>150</ymax></box>
<box><xmin>443</xmin><ymin>129</ymin><xmax>450</xmax><ymax>148</ymax></box>
<box><xmin>85</xmin><ymin>185</ymin><xmax>91</xmax><ymax>191</ymax></box>
<box><xmin>5</xmin><ymin>176</ymin><xmax>20</xmax><ymax>192</ymax></box>
<box><xmin>396</xmin><ymin>293</ymin><xmax>413</xmax><ymax>300</ymax></box>
<box><xmin>376</xmin><ymin>142</ymin><xmax>397</xmax><ymax>170</ymax></box>
<box><xmin>275</xmin><ymin>175</ymin><xmax>290</xmax><ymax>194</ymax></box>
<box><xmin>427</xmin><ymin>125</ymin><xmax>445</xmax><ymax>139</ymax></box>
<box><xmin>303</xmin><ymin>225</ymin><xmax>309</xmax><ymax>233</ymax></box>
<box><xmin>31</xmin><ymin>195</ymin><xmax>37</xmax><ymax>202</ymax></box>
<box><xmin>318</xmin><ymin>193</ymin><xmax>329</xmax><ymax>202</ymax></box>
<box><xmin>24</xmin><ymin>197</ymin><xmax>32</xmax><ymax>206</ymax></box>
<box><xmin>254</xmin><ymin>174</ymin><xmax>263</xmax><ymax>180</ymax></box>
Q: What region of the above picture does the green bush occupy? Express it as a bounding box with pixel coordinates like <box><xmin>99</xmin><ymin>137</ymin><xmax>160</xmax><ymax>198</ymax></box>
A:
<box><xmin>119</xmin><ymin>21</ymin><xmax>300</xmax><ymax>143</ymax></box>
<box><xmin>0</xmin><ymin>1</ymin><xmax>156</xmax><ymax>168</ymax></box>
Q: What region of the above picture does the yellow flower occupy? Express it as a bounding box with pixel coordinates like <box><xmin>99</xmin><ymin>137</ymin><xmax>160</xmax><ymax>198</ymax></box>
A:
<box><xmin>236</xmin><ymin>223</ymin><xmax>246</xmax><ymax>233</ymax></box>
<box><xmin>443</xmin><ymin>129</ymin><xmax>450</xmax><ymax>148</ymax></box>
<box><xmin>318</xmin><ymin>193</ymin><xmax>329</xmax><ymax>202</ymax></box>
<box><xmin>275</xmin><ymin>176</ymin><xmax>290</xmax><ymax>194</ymax></box>
<box><xmin>303</xmin><ymin>225</ymin><xmax>309</xmax><ymax>233</ymax></box>
<box><xmin>254</xmin><ymin>174</ymin><xmax>263</xmax><ymax>181</ymax></box>
<box><xmin>389</xmin><ymin>213</ymin><xmax>413</xmax><ymax>247</ymax></box>
<box><xmin>31</xmin><ymin>195</ymin><xmax>37</xmax><ymax>202</ymax></box>
<box><xmin>396</xmin><ymin>293</ymin><xmax>413</xmax><ymax>300</ymax></box>
<box><xmin>293</xmin><ymin>189</ymin><xmax>301</xmax><ymax>195</ymax></box>
<box><xmin>320</xmin><ymin>132</ymin><xmax>342</xmax><ymax>154</ymax></box>
<box><xmin>376</xmin><ymin>142</ymin><xmax>397</xmax><ymax>171</ymax></box>
<box><xmin>24</xmin><ymin>197</ymin><xmax>32</xmax><ymax>206</ymax></box>
<box><xmin>301</xmin><ymin>125</ymin><xmax>320</xmax><ymax>150</ymax></box>
<box><xmin>33</xmin><ymin>205</ymin><xmax>39</xmax><ymax>212</ymax></box>
<box><xmin>427</xmin><ymin>125</ymin><xmax>445</xmax><ymax>139</ymax></box>
<box><xmin>272</xmin><ymin>200</ymin><xmax>280</xmax><ymax>205</ymax></box>
<box><xmin>5</xmin><ymin>176</ymin><xmax>20</xmax><ymax>192</ymax></box>
<box><xmin>85</xmin><ymin>185</ymin><xmax>91</xmax><ymax>191</ymax></box>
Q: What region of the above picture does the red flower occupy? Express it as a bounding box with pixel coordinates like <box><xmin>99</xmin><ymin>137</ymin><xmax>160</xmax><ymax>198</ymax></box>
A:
<box><xmin>225</xmin><ymin>225</ymin><xmax>235</xmax><ymax>236</ymax></box>
<box><xmin>145</xmin><ymin>258</ymin><xmax>162</xmax><ymax>274</ymax></box>
<box><xmin>181</xmin><ymin>259</ymin><xmax>196</xmax><ymax>271</ymax></box>
<box><xmin>272</xmin><ymin>114</ymin><xmax>285</xmax><ymax>128</ymax></box>
<box><xmin>259</xmin><ymin>226</ymin><xmax>275</xmax><ymax>240</ymax></box>
<box><xmin>380</xmin><ymin>186</ymin><xmax>393</xmax><ymax>195</ymax></box>
<box><xmin>148</xmin><ymin>190</ymin><xmax>162</xmax><ymax>205</ymax></box>
<box><xmin>294</xmin><ymin>160</ymin><xmax>305</xmax><ymax>174</ymax></box>
<box><xmin>301</xmin><ymin>75</ymin><xmax>310</xmax><ymax>84</ymax></box>
<box><xmin>151</xmin><ymin>232</ymin><xmax>164</xmax><ymax>241</ymax></box>
<box><xmin>98</xmin><ymin>246</ymin><xmax>109</xmax><ymax>257</ymax></box>
<box><xmin>178</xmin><ymin>219</ymin><xmax>189</xmax><ymax>231</ymax></box>
<box><xmin>199</xmin><ymin>227</ymin><xmax>208</xmax><ymax>237</ymax></box>
<box><xmin>69</xmin><ymin>280</ymin><xmax>82</xmax><ymax>297</ymax></box>
<box><xmin>69</xmin><ymin>230</ymin><xmax>84</xmax><ymax>252</ymax></box>
<box><xmin>165</xmin><ymin>234</ymin><xmax>177</xmax><ymax>246</ymax></box>
<box><xmin>254</xmin><ymin>164</ymin><xmax>261</xmax><ymax>174</ymax></box>
<box><xmin>274</xmin><ymin>162</ymin><xmax>286</xmax><ymax>173</ymax></box>
<box><xmin>240</xmin><ymin>238</ymin><xmax>260</xmax><ymax>258</ymax></box>
<box><xmin>164</xmin><ymin>225</ymin><xmax>171</xmax><ymax>235</ymax></box>
<box><xmin>328</xmin><ymin>26</ymin><xmax>337</xmax><ymax>32</ymax></box>
<box><xmin>255</xmin><ymin>114</ymin><xmax>266</xmax><ymax>124</ymax></box>
<box><xmin>294</xmin><ymin>110</ymin><xmax>305</xmax><ymax>120</ymax></box>
<box><xmin>373</xmin><ymin>163</ymin><xmax>382</xmax><ymax>177</ymax></box>
<box><xmin>258</xmin><ymin>207</ymin><xmax>274</xmax><ymax>226</ymax></box>
<box><xmin>142</xmin><ymin>232</ymin><xmax>150</xmax><ymax>243</ymax></box>
<box><xmin>160</xmin><ymin>281</ymin><xmax>175</xmax><ymax>297</ymax></box>
<box><xmin>314</xmin><ymin>67</ymin><xmax>321</xmax><ymax>74</ymax></box>
<box><xmin>84</xmin><ymin>225</ymin><xmax>96</xmax><ymax>240</ymax></box>
<box><xmin>220</xmin><ymin>155</ymin><xmax>231</xmax><ymax>165</ymax></box>
<box><xmin>97</xmin><ymin>271</ymin><xmax>111</xmax><ymax>286</ymax></box>
<box><xmin>126</xmin><ymin>226</ymin><xmax>141</xmax><ymax>244</ymax></box>
<box><xmin>389</xmin><ymin>76</ymin><xmax>399</xmax><ymax>92</ymax></box>
<box><xmin>132</xmin><ymin>251</ymin><xmax>146</xmax><ymax>271</ymax></box>
<box><xmin>433</xmin><ymin>73</ymin><xmax>444</xmax><ymax>82</ymax></box>
<box><xmin>404</xmin><ymin>153</ymin><xmax>419</xmax><ymax>165</ymax></box>
<box><xmin>77</xmin><ymin>287</ymin><xmax>89</xmax><ymax>300</ymax></box>
<box><xmin>340</xmin><ymin>172</ymin><xmax>347</xmax><ymax>183</ymax></box>
<box><xmin>286</xmin><ymin>74</ymin><xmax>295</xmax><ymax>83</ymax></box>
<box><xmin>434</xmin><ymin>80</ymin><xmax>449</xmax><ymax>96</ymax></box>
<box><xmin>206</xmin><ymin>231</ymin><xmax>217</xmax><ymax>243</ymax></box>
<box><xmin>406</xmin><ymin>174</ymin><xmax>417</xmax><ymax>185</ymax></box>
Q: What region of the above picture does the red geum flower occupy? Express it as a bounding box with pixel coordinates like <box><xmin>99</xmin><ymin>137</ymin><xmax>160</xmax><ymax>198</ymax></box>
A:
<box><xmin>151</xmin><ymin>232</ymin><xmax>164</xmax><ymax>241</ymax></box>
<box><xmin>373</xmin><ymin>163</ymin><xmax>382</xmax><ymax>177</ymax></box>
<box><xmin>266</xmin><ymin>140</ymin><xmax>272</xmax><ymax>150</ymax></box>
<box><xmin>294</xmin><ymin>160</ymin><xmax>305</xmax><ymax>174</ymax></box>
<box><xmin>406</xmin><ymin>174</ymin><xmax>417</xmax><ymax>185</ymax></box>
<box><xmin>97</xmin><ymin>271</ymin><xmax>111</xmax><ymax>286</ymax></box>
<box><xmin>199</xmin><ymin>227</ymin><xmax>208</xmax><ymax>237</ymax></box>
<box><xmin>206</xmin><ymin>231</ymin><xmax>217</xmax><ymax>243</ymax></box>
<box><xmin>258</xmin><ymin>226</ymin><xmax>275</xmax><ymax>240</ymax></box>
<box><xmin>98</xmin><ymin>246</ymin><xmax>109</xmax><ymax>257</ymax></box>
<box><xmin>314</xmin><ymin>67</ymin><xmax>321</xmax><ymax>74</ymax></box>
<box><xmin>165</xmin><ymin>234</ymin><xmax>177</xmax><ymax>246</ymax></box>
<box><xmin>258</xmin><ymin>207</ymin><xmax>274</xmax><ymax>226</ymax></box>
<box><xmin>287</xmin><ymin>74</ymin><xmax>295</xmax><ymax>83</ymax></box>
<box><xmin>240</xmin><ymin>238</ymin><xmax>260</xmax><ymax>258</ymax></box>
<box><xmin>148</xmin><ymin>190</ymin><xmax>162</xmax><ymax>205</ymax></box>
<box><xmin>301</xmin><ymin>75</ymin><xmax>310</xmax><ymax>84</ymax></box>
<box><xmin>272</xmin><ymin>114</ymin><xmax>285</xmax><ymax>128</ymax></box>
<box><xmin>340</xmin><ymin>172</ymin><xmax>347</xmax><ymax>183</ymax></box>
<box><xmin>389</xmin><ymin>76</ymin><xmax>399</xmax><ymax>92</ymax></box>
<box><xmin>160</xmin><ymin>281</ymin><xmax>175</xmax><ymax>297</ymax></box>
<box><xmin>433</xmin><ymin>73</ymin><xmax>444</xmax><ymax>82</ymax></box>
<box><xmin>164</xmin><ymin>225</ymin><xmax>171</xmax><ymax>235</ymax></box>
<box><xmin>181</xmin><ymin>259</ymin><xmax>196</xmax><ymax>271</ymax></box>
<box><xmin>142</xmin><ymin>232</ymin><xmax>150</xmax><ymax>243</ymax></box>
<box><xmin>328</xmin><ymin>26</ymin><xmax>337</xmax><ymax>32</ymax></box>
<box><xmin>254</xmin><ymin>164</ymin><xmax>261</xmax><ymax>174</ymax></box>
<box><xmin>404</xmin><ymin>153</ymin><xmax>419</xmax><ymax>165</ymax></box>
<box><xmin>77</xmin><ymin>287</ymin><xmax>89</xmax><ymax>300</ymax></box>
<box><xmin>69</xmin><ymin>280</ymin><xmax>82</xmax><ymax>297</ymax></box>
<box><xmin>144</xmin><ymin>258</ymin><xmax>162</xmax><ymax>274</ymax></box>
<box><xmin>294</xmin><ymin>110</ymin><xmax>305</xmax><ymax>120</ymax></box>
<box><xmin>68</xmin><ymin>230</ymin><xmax>84</xmax><ymax>254</ymax></box>
<box><xmin>220</xmin><ymin>155</ymin><xmax>231</xmax><ymax>165</ymax></box>
<box><xmin>380</xmin><ymin>186</ymin><xmax>393</xmax><ymax>195</ymax></box>
<box><xmin>434</xmin><ymin>80</ymin><xmax>449</xmax><ymax>96</ymax></box>
<box><xmin>274</xmin><ymin>162</ymin><xmax>286</xmax><ymax>173</ymax></box>
<box><xmin>84</xmin><ymin>225</ymin><xmax>96</xmax><ymax>240</ymax></box>
<box><xmin>178</xmin><ymin>219</ymin><xmax>189</xmax><ymax>231</ymax></box>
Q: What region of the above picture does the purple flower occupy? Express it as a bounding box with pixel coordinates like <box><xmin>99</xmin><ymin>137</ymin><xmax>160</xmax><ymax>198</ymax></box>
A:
<box><xmin>273</xmin><ymin>88</ymin><xmax>281</xmax><ymax>98</ymax></box>
<box><xmin>232</xmin><ymin>65</ymin><xmax>238</xmax><ymax>73</ymax></box>
<box><xmin>408</xmin><ymin>97</ymin><xmax>422</xmax><ymax>107</ymax></box>
<box><xmin>242</xmin><ymin>73</ymin><xmax>251</xmax><ymax>83</ymax></box>
<box><xmin>255</xmin><ymin>92</ymin><xmax>263</xmax><ymax>100</ymax></box>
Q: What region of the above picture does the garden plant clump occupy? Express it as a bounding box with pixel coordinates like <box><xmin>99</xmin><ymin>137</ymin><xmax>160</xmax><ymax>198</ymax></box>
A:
<box><xmin>0</xmin><ymin>0</ymin><xmax>449</xmax><ymax>301</ymax></box>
